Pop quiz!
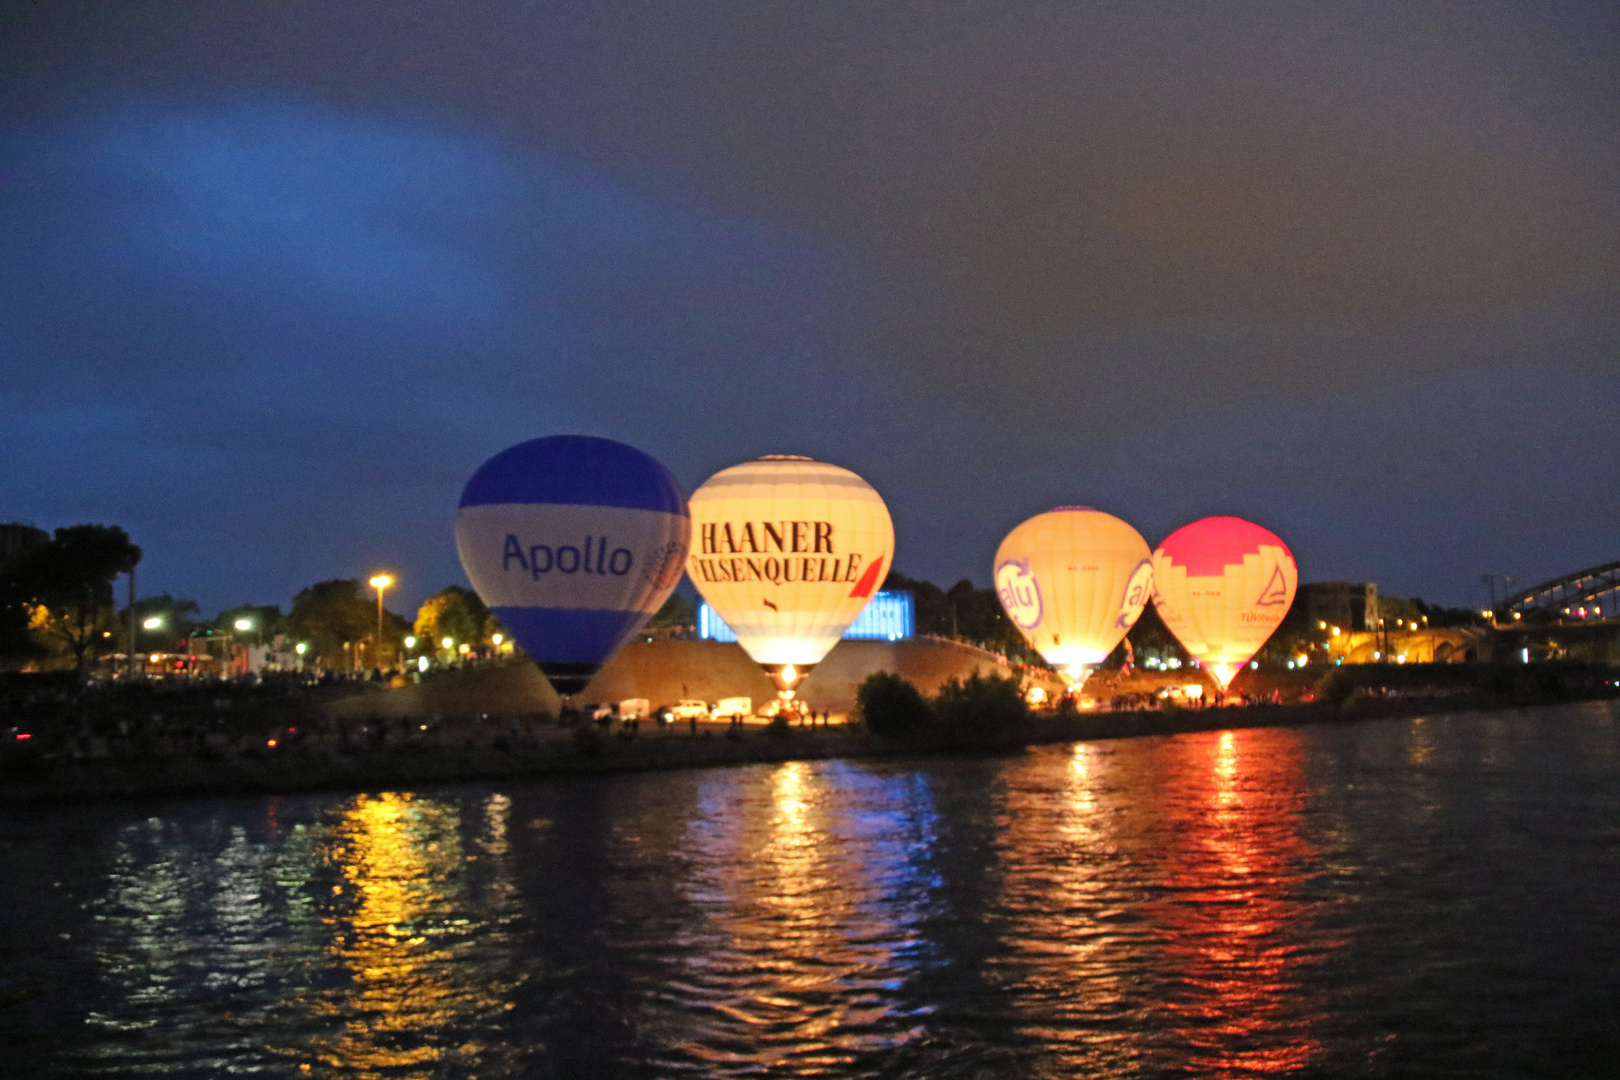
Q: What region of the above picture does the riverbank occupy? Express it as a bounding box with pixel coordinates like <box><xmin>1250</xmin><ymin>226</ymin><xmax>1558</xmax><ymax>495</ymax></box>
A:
<box><xmin>5</xmin><ymin>683</ymin><xmax>1615</xmax><ymax>805</ymax></box>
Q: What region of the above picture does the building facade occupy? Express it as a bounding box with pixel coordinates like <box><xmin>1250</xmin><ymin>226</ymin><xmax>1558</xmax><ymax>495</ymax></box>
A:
<box><xmin>1300</xmin><ymin>581</ymin><xmax>1380</xmax><ymax>632</ymax></box>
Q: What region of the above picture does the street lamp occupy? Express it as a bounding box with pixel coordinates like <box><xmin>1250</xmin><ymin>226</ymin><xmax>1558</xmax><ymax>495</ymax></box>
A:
<box><xmin>369</xmin><ymin>574</ymin><xmax>393</xmax><ymax>667</ymax></box>
<box><xmin>143</xmin><ymin>615</ymin><xmax>163</xmax><ymax>630</ymax></box>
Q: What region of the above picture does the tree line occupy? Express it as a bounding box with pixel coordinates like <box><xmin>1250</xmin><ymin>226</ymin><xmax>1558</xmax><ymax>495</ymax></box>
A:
<box><xmin>0</xmin><ymin>523</ymin><xmax>1488</xmax><ymax>678</ymax></box>
<box><xmin>0</xmin><ymin>522</ymin><xmax>509</xmax><ymax>675</ymax></box>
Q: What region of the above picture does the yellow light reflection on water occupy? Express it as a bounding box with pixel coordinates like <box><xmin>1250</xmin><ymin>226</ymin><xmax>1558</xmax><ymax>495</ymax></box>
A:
<box><xmin>295</xmin><ymin>792</ymin><xmax>515</xmax><ymax>1079</ymax></box>
<box><xmin>677</xmin><ymin>760</ymin><xmax>913</xmax><ymax>1068</ymax></box>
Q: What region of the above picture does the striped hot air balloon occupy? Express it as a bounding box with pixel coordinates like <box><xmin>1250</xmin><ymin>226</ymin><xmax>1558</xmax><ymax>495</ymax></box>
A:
<box><xmin>686</xmin><ymin>454</ymin><xmax>894</xmax><ymax>695</ymax></box>
<box><xmin>1150</xmin><ymin>516</ymin><xmax>1298</xmax><ymax>691</ymax></box>
<box><xmin>455</xmin><ymin>435</ymin><xmax>690</xmax><ymax>696</ymax></box>
<box><xmin>994</xmin><ymin>507</ymin><xmax>1154</xmax><ymax>689</ymax></box>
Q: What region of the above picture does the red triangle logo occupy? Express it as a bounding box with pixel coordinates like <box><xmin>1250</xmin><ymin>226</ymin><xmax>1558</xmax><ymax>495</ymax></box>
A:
<box><xmin>848</xmin><ymin>556</ymin><xmax>884</xmax><ymax>599</ymax></box>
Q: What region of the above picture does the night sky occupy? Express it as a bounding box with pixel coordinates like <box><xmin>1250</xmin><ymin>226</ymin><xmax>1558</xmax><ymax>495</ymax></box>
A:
<box><xmin>2</xmin><ymin>2</ymin><xmax>1616</xmax><ymax>615</ymax></box>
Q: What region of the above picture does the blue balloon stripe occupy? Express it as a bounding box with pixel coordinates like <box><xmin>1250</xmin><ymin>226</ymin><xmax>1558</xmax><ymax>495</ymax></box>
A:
<box><xmin>459</xmin><ymin>435</ymin><xmax>688</xmax><ymax>514</ymax></box>
<box><xmin>491</xmin><ymin>606</ymin><xmax>651</xmax><ymax>665</ymax></box>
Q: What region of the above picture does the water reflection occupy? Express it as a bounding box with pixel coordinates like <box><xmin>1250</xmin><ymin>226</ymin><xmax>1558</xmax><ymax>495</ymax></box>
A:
<box><xmin>992</xmin><ymin>741</ymin><xmax>1161</xmax><ymax>1074</ymax></box>
<box><xmin>675</xmin><ymin>760</ymin><xmax>937</xmax><ymax>1072</ymax></box>
<box><xmin>294</xmin><ymin>792</ymin><xmax>520</xmax><ymax>1078</ymax></box>
<box><xmin>19</xmin><ymin>708</ymin><xmax>1617</xmax><ymax>1078</ymax></box>
<box><xmin>1149</xmin><ymin>728</ymin><xmax>1339</xmax><ymax>1077</ymax></box>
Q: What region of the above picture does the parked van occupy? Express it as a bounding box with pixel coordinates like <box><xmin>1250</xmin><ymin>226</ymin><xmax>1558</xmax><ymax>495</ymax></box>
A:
<box><xmin>712</xmin><ymin>697</ymin><xmax>752</xmax><ymax>721</ymax></box>
<box><xmin>618</xmin><ymin>698</ymin><xmax>650</xmax><ymax>721</ymax></box>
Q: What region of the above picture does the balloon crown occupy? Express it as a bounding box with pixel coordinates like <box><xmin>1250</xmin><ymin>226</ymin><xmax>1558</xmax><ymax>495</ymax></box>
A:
<box><xmin>1052</xmin><ymin>505</ymin><xmax>1096</xmax><ymax>512</ymax></box>
<box><xmin>758</xmin><ymin>454</ymin><xmax>815</xmax><ymax>461</ymax></box>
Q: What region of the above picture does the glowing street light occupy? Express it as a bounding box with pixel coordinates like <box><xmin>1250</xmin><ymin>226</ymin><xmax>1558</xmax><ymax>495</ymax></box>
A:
<box><xmin>234</xmin><ymin>618</ymin><xmax>252</xmax><ymax>632</ymax></box>
<box><xmin>142</xmin><ymin>615</ymin><xmax>163</xmax><ymax>630</ymax></box>
<box><xmin>369</xmin><ymin>574</ymin><xmax>393</xmax><ymax>665</ymax></box>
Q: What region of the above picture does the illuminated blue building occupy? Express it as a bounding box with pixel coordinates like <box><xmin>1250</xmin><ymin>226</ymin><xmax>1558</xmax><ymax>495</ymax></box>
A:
<box><xmin>698</xmin><ymin>590</ymin><xmax>916</xmax><ymax>643</ymax></box>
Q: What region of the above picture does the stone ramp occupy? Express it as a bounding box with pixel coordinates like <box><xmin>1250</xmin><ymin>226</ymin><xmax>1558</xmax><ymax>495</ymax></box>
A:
<box><xmin>324</xmin><ymin>638</ymin><xmax>1062</xmax><ymax>720</ymax></box>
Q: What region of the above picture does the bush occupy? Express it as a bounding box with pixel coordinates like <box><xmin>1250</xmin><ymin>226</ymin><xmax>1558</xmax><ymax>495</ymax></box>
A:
<box><xmin>855</xmin><ymin>672</ymin><xmax>934</xmax><ymax>739</ymax></box>
<box><xmin>1317</xmin><ymin>668</ymin><xmax>1361</xmax><ymax>707</ymax></box>
<box><xmin>933</xmin><ymin>671</ymin><xmax>1031</xmax><ymax>750</ymax></box>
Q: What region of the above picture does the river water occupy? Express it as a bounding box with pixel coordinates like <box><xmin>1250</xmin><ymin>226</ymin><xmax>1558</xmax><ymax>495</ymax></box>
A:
<box><xmin>3</xmin><ymin>703</ymin><xmax>1618</xmax><ymax>1078</ymax></box>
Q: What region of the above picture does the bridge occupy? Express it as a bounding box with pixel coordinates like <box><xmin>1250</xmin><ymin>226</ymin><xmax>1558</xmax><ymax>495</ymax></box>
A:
<box><xmin>1499</xmin><ymin>561</ymin><xmax>1620</xmax><ymax>623</ymax></box>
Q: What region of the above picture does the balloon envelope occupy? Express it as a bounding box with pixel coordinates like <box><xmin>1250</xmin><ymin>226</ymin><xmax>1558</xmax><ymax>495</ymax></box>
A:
<box><xmin>455</xmin><ymin>435</ymin><xmax>690</xmax><ymax>695</ymax></box>
<box><xmin>686</xmin><ymin>454</ymin><xmax>894</xmax><ymax>688</ymax></box>
<box><xmin>994</xmin><ymin>507</ymin><xmax>1153</xmax><ymax>687</ymax></box>
<box><xmin>1150</xmin><ymin>516</ymin><xmax>1298</xmax><ymax>690</ymax></box>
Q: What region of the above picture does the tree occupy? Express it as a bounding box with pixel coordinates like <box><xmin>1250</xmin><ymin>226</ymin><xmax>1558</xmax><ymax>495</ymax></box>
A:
<box><xmin>1115</xmin><ymin>602</ymin><xmax>1191</xmax><ymax>668</ymax></box>
<box><xmin>2</xmin><ymin>525</ymin><xmax>140</xmax><ymax>674</ymax></box>
<box><xmin>883</xmin><ymin>570</ymin><xmax>952</xmax><ymax>635</ymax></box>
<box><xmin>288</xmin><ymin>580</ymin><xmax>375</xmax><ymax>671</ymax></box>
<box><xmin>414</xmin><ymin>586</ymin><xmax>488</xmax><ymax>652</ymax></box>
<box><xmin>120</xmin><ymin>594</ymin><xmax>201</xmax><ymax>656</ymax></box>
<box><xmin>882</xmin><ymin>568</ymin><xmax>1040</xmax><ymax>662</ymax></box>
<box><xmin>933</xmin><ymin>671</ymin><xmax>1031</xmax><ymax>750</ymax></box>
<box><xmin>855</xmin><ymin>671</ymin><xmax>934</xmax><ymax>738</ymax></box>
<box><xmin>211</xmin><ymin>604</ymin><xmax>286</xmax><ymax>644</ymax></box>
<box><xmin>1410</xmin><ymin>597</ymin><xmax>1477</xmax><ymax>628</ymax></box>
<box><xmin>647</xmin><ymin>591</ymin><xmax>696</xmax><ymax>629</ymax></box>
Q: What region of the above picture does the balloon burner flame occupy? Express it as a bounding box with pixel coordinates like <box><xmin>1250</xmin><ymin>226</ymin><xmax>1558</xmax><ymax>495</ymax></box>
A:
<box><xmin>1061</xmin><ymin>664</ymin><xmax>1095</xmax><ymax>689</ymax></box>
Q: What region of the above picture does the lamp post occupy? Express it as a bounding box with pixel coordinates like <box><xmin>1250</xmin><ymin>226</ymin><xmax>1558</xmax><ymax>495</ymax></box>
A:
<box><xmin>369</xmin><ymin>574</ymin><xmax>393</xmax><ymax>668</ymax></box>
<box><xmin>232</xmin><ymin>617</ymin><xmax>255</xmax><ymax>676</ymax></box>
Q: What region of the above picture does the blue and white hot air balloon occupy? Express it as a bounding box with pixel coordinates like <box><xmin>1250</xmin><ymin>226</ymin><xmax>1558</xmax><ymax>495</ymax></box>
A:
<box><xmin>455</xmin><ymin>435</ymin><xmax>690</xmax><ymax>696</ymax></box>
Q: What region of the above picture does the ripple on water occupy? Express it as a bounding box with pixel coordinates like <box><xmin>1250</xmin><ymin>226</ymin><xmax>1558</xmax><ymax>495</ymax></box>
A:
<box><xmin>2</xmin><ymin>703</ymin><xmax>1618</xmax><ymax>1078</ymax></box>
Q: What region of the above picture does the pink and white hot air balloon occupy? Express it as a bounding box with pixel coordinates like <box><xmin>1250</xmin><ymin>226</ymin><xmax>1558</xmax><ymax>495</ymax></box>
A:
<box><xmin>1150</xmin><ymin>516</ymin><xmax>1298</xmax><ymax>691</ymax></box>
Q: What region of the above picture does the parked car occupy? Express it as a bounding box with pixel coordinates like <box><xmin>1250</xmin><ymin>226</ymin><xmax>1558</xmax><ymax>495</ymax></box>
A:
<box><xmin>618</xmin><ymin>698</ymin><xmax>650</xmax><ymax>721</ymax></box>
<box><xmin>659</xmin><ymin>699</ymin><xmax>711</xmax><ymax>723</ymax></box>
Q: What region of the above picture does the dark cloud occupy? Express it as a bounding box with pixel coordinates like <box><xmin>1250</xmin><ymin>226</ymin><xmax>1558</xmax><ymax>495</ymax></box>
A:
<box><xmin>1</xmin><ymin>2</ymin><xmax>1616</xmax><ymax>611</ymax></box>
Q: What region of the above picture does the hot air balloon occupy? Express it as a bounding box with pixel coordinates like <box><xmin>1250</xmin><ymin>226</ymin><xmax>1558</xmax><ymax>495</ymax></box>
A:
<box><xmin>1150</xmin><ymin>516</ymin><xmax>1298</xmax><ymax>692</ymax></box>
<box><xmin>686</xmin><ymin>454</ymin><xmax>894</xmax><ymax>698</ymax></box>
<box><xmin>455</xmin><ymin>435</ymin><xmax>690</xmax><ymax>696</ymax></box>
<box><xmin>993</xmin><ymin>507</ymin><xmax>1154</xmax><ymax>690</ymax></box>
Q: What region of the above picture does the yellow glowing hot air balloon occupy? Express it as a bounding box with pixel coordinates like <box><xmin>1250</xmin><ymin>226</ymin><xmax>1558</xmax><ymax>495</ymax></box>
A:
<box><xmin>687</xmin><ymin>455</ymin><xmax>895</xmax><ymax>695</ymax></box>
<box><xmin>994</xmin><ymin>507</ymin><xmax>1154</xmax><ymax>689</ymax></box>
<box><xmin>1150</xmin><ymin>516</ymin><xmax>1298</xmax><ymax>691</ymax></box>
